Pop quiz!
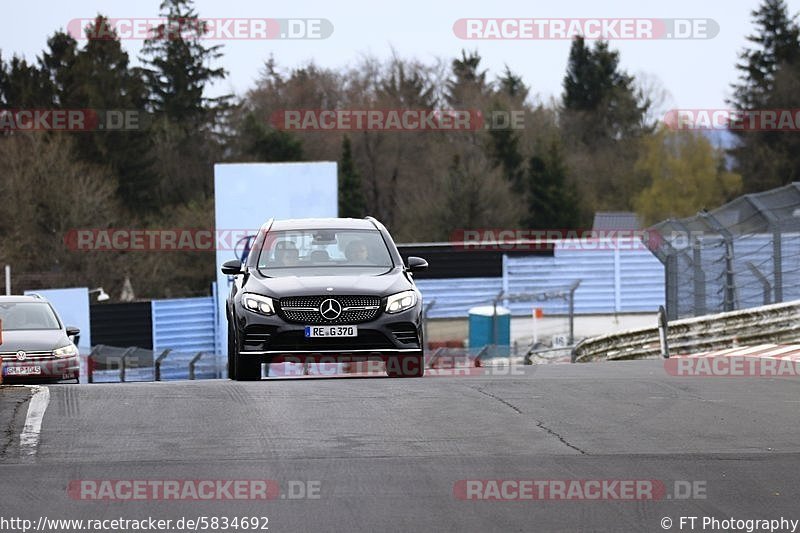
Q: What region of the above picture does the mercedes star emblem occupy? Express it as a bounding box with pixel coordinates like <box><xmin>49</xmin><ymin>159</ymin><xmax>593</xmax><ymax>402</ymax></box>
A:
<box><xmin>319</xmin><ymin>298</ymin><xmax>343</xmax><ymax>320</ymax></box>
<box><xmin>16</xmin><ymin>350</ymin><xmax>27</xmax><ymax>361</ymax></box>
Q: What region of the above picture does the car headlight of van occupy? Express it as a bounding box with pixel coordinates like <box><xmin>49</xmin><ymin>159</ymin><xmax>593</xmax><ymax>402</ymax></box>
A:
<box><xmin>242</xmin><ymin>293</ymin><xmax>276</xmax><ymax>316</ymax></box>
<box><xmin>385</xmin><ymin>290</ymin><xmax>417</xmax><ymax>313</ymax></box>
<box><xmin>53</xmin><ymin>344</ymin><xmax>79</xmax><ymax>358</ymax></box>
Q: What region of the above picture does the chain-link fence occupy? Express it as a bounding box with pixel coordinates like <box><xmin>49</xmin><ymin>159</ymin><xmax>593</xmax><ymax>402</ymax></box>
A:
<box><xmin>647</xmin><ymin>182</ymin><xmax>800</xmax><ymax>319</ymax></box>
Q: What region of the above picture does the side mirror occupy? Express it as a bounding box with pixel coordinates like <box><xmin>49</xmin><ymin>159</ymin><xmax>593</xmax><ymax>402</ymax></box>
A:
<box><xmin>221</xmin><ymin>259</ymin><xmax>243</xmax><ymax>275</ymax></box>
<box><xmin>66</xmin><ymin>326</ymin><xmax>80</xmax><ymax>346</ymax></box>
<box><xmin>406</xmin><ymin>256</ymin><xmax>428</xmax><ymax>272</ymax></box>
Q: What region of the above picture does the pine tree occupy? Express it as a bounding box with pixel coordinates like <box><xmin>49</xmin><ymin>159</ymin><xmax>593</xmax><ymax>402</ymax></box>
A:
<box><xmin>729</xmin><ymin>0</ymin><xmax>800</xmax><ymax>192</ymax></box>
<box><xmin>562</xmin><ymin>37</ymin><xmax>649</xmax><ymax>143</ymax></box>
<box><xmin>526</xmin><ymin>140</ymin><xmax>580</xmax><ymax>229</ymax></box>
<box><xmin>140</xmin><ymin>0</ymin><xmax>231</xmax><ymax>125</ymax></box>
<box><xmin>53</xmin><ymin>19</ymin><xmax>159</xmax><ymax>211</ymax></box>
<box><xmin>488</xmin><ymin>66</ymin><xmax>528</xmax><ymax>193</ymax></box>
<box><xmin>338</xmin><ymin>136</ymin><xmax>366</xmax><ymax>218</ymax></box>
<box><xmin>139</xmin><ymin>0</ymin><xmax>233</xmax><ymax>205</ymax></box>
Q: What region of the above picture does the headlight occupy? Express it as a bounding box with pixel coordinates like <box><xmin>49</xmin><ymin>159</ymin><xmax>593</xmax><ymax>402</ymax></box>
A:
<box><xmin>53</xmin><ymin>343</ymin><xmax>79</xmax><ymax>358</ymax></box>
<box><xmin>385</xmin><ymin>290</ymin><xmax>417</xmax><ymax>313</ymax></box>
<box><xmin>242</xmin><ymin>293</ymin><xmax>276</xmax><ymax>315</ymax></box>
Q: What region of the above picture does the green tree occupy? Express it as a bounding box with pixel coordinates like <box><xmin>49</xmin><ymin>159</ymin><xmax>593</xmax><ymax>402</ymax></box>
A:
<box><xmin>633</xmin><ymin>126</ymin><xmax>742</xmax><ymax>225</ymax></box>
<box><xmin>54</xmin><ymin>19</ymin><xmax>159</xmax><ymax>211</ymax></box>
<box><xmin>237</xmin><ymin>112</ymin><xmax>303</xmax><ymax>162</ymax></box>
<box><xmin>445</xmin><ymin>50</ymin><xmax>491</xmax><ymax>108</ymax></box>
<box><xmin>0</xmin><ymin>54</ymin><xmax>54</xmax><ymax>106</ymax></box>
<box><xmin>560</xmin><ymin>36</ymin><xmax>652</xmax><ymax>214</ymax></box>
<box><xmin>562</xmin><ymin>37</ymin><xmax>650</xmax><ymax>143</ymax></box>
<box><xmin>338</xmin><ymin>136</ymin><xmax>366</xmax><ymax>218</ymax></box>
<box><xmin>525</xmin><ymin>139</ymin><xmax>580</xmax><ymax>229</ymax></box>
<box><xmin>729</xmin><ymin>0</ymin><xmax>800</xmax><ymax>192</ymax></box>
<box><xmin>140</xmin><ymin>0</ymin><xmax>233</xmax><ymax>205</ymax></box>
<box><xmin>487</xmin><ymin>66</ymin><xmax>528</xmax><ymax>193</ymax></box>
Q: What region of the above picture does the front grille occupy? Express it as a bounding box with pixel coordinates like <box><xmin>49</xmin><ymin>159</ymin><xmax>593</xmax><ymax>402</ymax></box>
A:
<box><xmin>266</xmin><ymin>330</ymin><xmax>395</xmax><ymax>352</ymax></box>
<box><xmin>388</xmin><ymin>323</ymin><xmax>420</xmax><ymax>345</ymax></box>
<box><xmin>0</xmin><ymin>351</ymin><xmax>55</xmax><ymax>362</ymax></box>
<box><xmin>279</xmin><ymin>296</ymin><xmax>381</xmax><ymax>324</ymax></box>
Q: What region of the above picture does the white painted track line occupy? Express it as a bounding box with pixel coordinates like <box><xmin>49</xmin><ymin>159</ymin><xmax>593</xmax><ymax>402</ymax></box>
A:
<box><xmin>19</xmin><ymin>385</ymin><xmax>50</xmax><ymax>458</ymax></box>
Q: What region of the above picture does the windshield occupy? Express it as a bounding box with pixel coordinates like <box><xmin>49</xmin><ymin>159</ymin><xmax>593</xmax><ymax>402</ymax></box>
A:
<box><xmin>0</xmin><ymin>302</ymin><xmax>61</xmax><ymax>330</ymax></box>
<box><xmin>257</xmin><ymin>229</ymin><xmax>394</xmax><ymax>277</ymax></box>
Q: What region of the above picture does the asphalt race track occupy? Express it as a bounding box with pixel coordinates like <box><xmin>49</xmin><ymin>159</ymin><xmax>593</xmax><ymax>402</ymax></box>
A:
<box><xmin>1</xmin><ymin>360</ymin><xmax>800</xmax><ymax>532</ymax></box>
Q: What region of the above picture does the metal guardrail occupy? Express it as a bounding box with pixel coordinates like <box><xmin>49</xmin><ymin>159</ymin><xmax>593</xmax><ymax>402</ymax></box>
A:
<box><xmin>572</xmin><ymin>299</ymin><xmax>800</xmax><ymax>363</ymax></box>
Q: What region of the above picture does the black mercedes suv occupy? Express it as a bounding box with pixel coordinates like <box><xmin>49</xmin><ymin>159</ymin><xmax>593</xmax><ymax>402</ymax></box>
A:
<box><xmin>222</xmin><ymin>217</ymin><xmax>428</xmax><ymax>380</ymax></box>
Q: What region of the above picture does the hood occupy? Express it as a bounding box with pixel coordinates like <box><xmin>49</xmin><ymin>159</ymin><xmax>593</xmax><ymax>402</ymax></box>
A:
<box><xmin>246</xmin><ymin>269</ymin><xmax>413</xmax><ymax>298</ymax></box>
<box><xmin>0</xmin><ymin>329</ymin><xmax>69</xmax><ymax>352</ymax></box>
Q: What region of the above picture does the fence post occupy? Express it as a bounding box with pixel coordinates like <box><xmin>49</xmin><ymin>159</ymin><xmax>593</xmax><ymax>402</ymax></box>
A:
<box><xmin>658</xmin><ymin>305</ymin><xmax>670</xmax><ymax>359</ymax></box>
<box><xmin>701</xmin><ymin>211</ymin><xmax>736</xmax><ymax>311</ymax></box>
<box><xmin>87</xmin><ymin>346</ymin><xmax>101</xmax><ymax>384</ymax></box>
<box><xmin>155</xmin><ymin>349</ymin><xmax>172</xmax><ymax>381</ymax></box>
<box><xmin>692</xmin><ymin>236</ymin><xmax>706</xmax><ymax>316</ymax></box>
<box><xmin>119</xmin><ymin>347</ymin><xmax>136</xmax><ymax>383</ymax></box>
<box><xmin>666</xmin><ymin>253</ymin><xmax>679</xmax><ymax>320</ymax></box>
<box><xmin>568</xmin><ymin>281</ymin><xmax>580</xmax><ymax>346</ymax></box>
<box><xmin>189</xmin><ymin>352</ymin><xmax>204</xmax><ymax>380</ymax></box>
<box><xmin>745</xmin><ymin>261</ymin><xmax>772</xmax><ymax>306</ymax></box>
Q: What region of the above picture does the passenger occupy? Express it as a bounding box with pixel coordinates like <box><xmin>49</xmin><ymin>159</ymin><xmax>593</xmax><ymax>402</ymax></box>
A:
<box><xmin>274</xmin><ymin>241</ymin><xmax>300</xmax><ymax>266</ymax></box>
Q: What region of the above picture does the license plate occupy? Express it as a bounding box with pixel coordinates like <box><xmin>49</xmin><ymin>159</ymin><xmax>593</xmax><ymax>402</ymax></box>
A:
<box><xmin>304</xmin><ymin>325</ymin><xmax>358</xmax><ymax>337</ymax></box>
<box><xmin>3</xmin><ymin>366</ymin><xmax>42</xmax><ymax>376</ymax></box>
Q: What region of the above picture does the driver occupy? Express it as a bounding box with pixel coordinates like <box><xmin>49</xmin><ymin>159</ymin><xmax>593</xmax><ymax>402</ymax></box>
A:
<box><xmin>345</xmin><ymin>240</ymin><xmax>369</xmax><ymax>263</ymax></box>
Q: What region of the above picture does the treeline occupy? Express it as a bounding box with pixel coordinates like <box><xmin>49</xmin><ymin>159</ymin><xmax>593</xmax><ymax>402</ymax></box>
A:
<box><xmin>0</xmin><ymin>0</ymin><xmax>794</xmax><ymax>297</ymax></box>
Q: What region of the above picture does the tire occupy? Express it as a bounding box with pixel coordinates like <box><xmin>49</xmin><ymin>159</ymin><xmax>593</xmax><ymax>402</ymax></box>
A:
<box><xmin>234</xmin><ymin>354</ymin><xmax>262</xmax><ymax>381</ymax></box>
<box><xmin>386</xmin><ymin>352</ymin><xmax>425</xmax><ymax>378</ymax></box>
<box><xmin>230</xmin><ymin>322</ymin><xmax>261</xmax><ymax>381</ymax></box>
<box><xmin>227</xmin><ymin>321</ymin><xmax>237</xmax><ymax>380</ymax></box>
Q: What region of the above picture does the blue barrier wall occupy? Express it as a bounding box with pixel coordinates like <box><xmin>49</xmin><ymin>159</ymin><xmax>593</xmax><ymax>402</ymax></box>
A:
<box><xmin>151</xmin><ymin>296</ymin><xmax>218</xmax><ymax>355</ymax></box>
<box><xmin>418</xmin><ymin>245</ymin><xmax>664</xmax><ymax>318</ymax></box>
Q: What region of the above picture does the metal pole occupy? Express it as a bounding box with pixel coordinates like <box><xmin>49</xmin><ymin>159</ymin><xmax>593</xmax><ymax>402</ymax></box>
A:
<box><xmin>4</xmin><ymin>265</ymin><xmax>9</xmax><ymax>295</ymax></box>
<box><xmin>155</xmin><ymin>349</ymin><xmax>172</xmax><ymax>381</ymax></box>
<box><xmin>120</xmin><ymin>347</ymin><xmax>136</xmax><ymax>383</ymax></box>
<box><xmin>666</xmin><ymin>253</ymin><xmax>679</xmax><ymax>320</ymax></box>
<box><xmin>189</xmin><ymin>351</ymin><xmax>205</xmax><ymax>380</ymax></box>
<box><xmin>772</xmin><ymin>226</ymin><xmax>783</xmax><ymax>303</ymax></box>
<box><xmin>491</xmin><ymin>290</ymin><xmax>503</xmax><ymax>354</ymax></box>
<box><xmin>568</xmin><ymin>284</ymin><xmax>577</xmax><ymax>345</ymax></box>
<box><xmin>658</xmin><ymin>305</ymin><xmax>670</xmax><ymax>359</ymax></box>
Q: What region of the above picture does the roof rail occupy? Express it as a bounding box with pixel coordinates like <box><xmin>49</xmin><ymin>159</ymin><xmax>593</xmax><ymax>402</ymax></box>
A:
<box><xmin>27</xmin><ymin>293</ymin><xmax>45</xmax><ymax>299</ymax></box>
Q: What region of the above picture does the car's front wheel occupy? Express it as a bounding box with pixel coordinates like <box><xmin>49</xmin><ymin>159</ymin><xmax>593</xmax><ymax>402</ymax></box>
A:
<box><xmin>386</xmin><ymin>352</ymin><xmax>425</xmax><ymax>378</ymax></box>
<box><xmin>227</xmin><ymin>321</ymin><xmax>237</xmax><ymax>379</ymax></box>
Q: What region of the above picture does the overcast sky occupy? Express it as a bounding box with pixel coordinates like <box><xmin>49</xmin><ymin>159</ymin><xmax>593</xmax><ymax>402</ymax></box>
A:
<box><xmin>1</xmin><ymin>0</ymin><xmax>795</xmax><ymax>116</ymax></box>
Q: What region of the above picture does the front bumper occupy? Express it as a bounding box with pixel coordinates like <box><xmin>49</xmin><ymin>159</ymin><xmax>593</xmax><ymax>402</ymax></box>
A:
<box><xmin>234</xmin><ymin>301</ymin><xmax>423</xmax><ymax>362</ymax></box>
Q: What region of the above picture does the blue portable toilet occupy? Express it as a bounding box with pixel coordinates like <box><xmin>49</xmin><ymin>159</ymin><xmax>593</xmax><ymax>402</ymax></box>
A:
<box><xmin>468</xmin><ymin>305</ymin><xmax>511</xmax><ymax>349</ymax></box>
